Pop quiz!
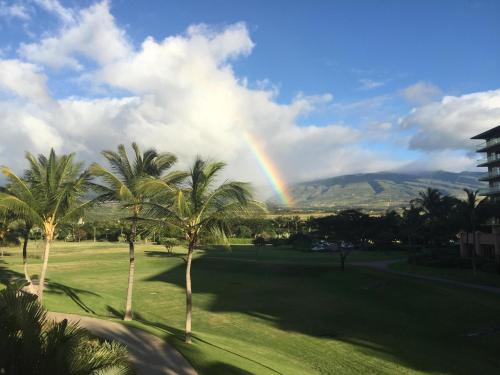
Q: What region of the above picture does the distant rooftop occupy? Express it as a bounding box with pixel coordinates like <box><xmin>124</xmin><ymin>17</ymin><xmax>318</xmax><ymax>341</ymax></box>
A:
<box><xmin>471</xmin><ymin>125</ymin><xmax>500</xmax><ymax>140</ymax></box>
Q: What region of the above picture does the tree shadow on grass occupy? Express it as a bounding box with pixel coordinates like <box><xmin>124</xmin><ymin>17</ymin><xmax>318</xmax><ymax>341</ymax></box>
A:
<box><xmin>0</xmin><ymin>259</ymin><xmax>24</xmax><ymax>286</ymax></box>
<box><xmin>144</xmin><ymin>253</ymin><xmax>500</xmax><ymax>375</ymax></box>
<box><xmin>145</xmin><ymin>250</ymin><xmax>186</xmax><ymax>260</ymax></box>
<box><xmin>106</xmin><ymin>305</ymin><xmax>124</xmax><ymax>319</ymax></box>
<box><xmin>46</xmin><ymin>282</ymin><xmax>100</xmax><ymax>314</ymax></box>
<box><xmin>0</xmin><ymin>262</ymin><xmax>99</xmax><ymax>315</ymax></box>
<box><xmin>203</xmin><ymin>363</ymin><xmax>253</xmax><ymax>375</ymax></box>
<box><xmin>128</xmin><ymin>310</ymin><xmax>281</xmax><ymax>375</ymax></box>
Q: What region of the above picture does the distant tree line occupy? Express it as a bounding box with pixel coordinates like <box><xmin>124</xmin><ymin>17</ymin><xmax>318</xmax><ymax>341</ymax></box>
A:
<box><xmin>231</xmin><ymin>188</ymin><xmax>498</xmax><ymax>251</ymax></box>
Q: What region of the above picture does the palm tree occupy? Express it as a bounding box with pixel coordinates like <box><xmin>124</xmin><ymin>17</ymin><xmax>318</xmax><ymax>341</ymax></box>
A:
<box><xmin>413</xmin><ymin>187</ymin><xmax>459</xmax><ymax>245</ymax></box>
<box><xmin>89</xmin><ymin>143</ymin><xmax>179</xmax><ymax>321</ymax></box>
<box><xmin>401</xmin><ymin>203</ymin><xmax>424</xmax><ymax>263</ymax></box>
<box><xmin>142</xmin><ymin>157</ymin><xmax>262</xmax><ymax>343</ymax></box>
<box><xmin>413</xmin><ymin>187</ymin><xmax>444</xmax><ymax>218</ymax></box>
<box><xmin>0</xmin><ymin>172</ymin><xmax>39</xmax><ymax>292</ymax></box>
<box><xmin>0</xmin><ymin>149</ymin><xmax>92</xmax><ymax>302</ymax></box>
<box><xmin>0</xmin><ymin>282</ymin><xmax>134</xmax><ymax>375</ymax></box>
<box><xmin>459</xmin><ymin>189</ymin><xmax>485</xmax><ymax>275</ymax></box>
<box><xmin>0</xmin><ymin>214</ymin><xmax>8</xmax><ymax>258</ymax></box>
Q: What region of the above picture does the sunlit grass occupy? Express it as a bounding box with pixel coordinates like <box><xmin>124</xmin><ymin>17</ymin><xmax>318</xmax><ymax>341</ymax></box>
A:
<box><xmin>1</xmin><ymin>241</ymin><xmax>500</xmax><ymax>374</ymax></box>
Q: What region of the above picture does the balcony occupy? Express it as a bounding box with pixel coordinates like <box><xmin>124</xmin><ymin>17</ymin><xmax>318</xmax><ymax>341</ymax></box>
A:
<box><xmin>476</xmin><ymin>137</ymin><xmax>500</xmax><ymax>152</ymax></box>
<box><xmin>479</xmin><ymin>186</ymin><xmax>500</xmax><ymax>196</ymax></box>
<box><xmin>479</xmin><ymin>169</ymin><xmax>500</xmax><ymax>181</ymax></box>
<box><xmin>477</xmin><ymin>153</ymin><xmax>500</xmax><ymax>166</ymax></box>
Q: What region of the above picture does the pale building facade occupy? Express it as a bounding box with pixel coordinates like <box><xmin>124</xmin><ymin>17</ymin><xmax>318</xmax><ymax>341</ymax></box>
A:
<box><xmin>460</xmin><ymin>126</ymin><xmax>500</xmax><ymax>260</ymax></box>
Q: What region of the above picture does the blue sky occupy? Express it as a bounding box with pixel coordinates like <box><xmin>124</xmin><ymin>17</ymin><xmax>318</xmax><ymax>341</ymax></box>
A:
<box><xmin>0</xmin><ymin>0</ymin><xmax>499</xmax><ymax>188</ymax></box>
<box><xmin>118</xmin><ymin>1</ymin><xmax>500</xmax><ymax>100</ymax></box>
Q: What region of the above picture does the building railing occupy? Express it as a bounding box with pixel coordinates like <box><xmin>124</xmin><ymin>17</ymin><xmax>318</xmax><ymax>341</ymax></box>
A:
<box><xmin>480</xmin><ymin>170</ymin><xmax>500</xmax><ymax>180</ymax></box>
<box><xmin>477</xmin><ymin>153</ymin><xmax>500</xmax><ymax>165</ymax></box>
<box><xmin>477</xmin><ymin>137</ymin><xmax>500</xmax><ymax>151</ymax></box>
<box><xmin>479</xmin><ymin>186</ymin><xmax>500</xmax><ymax>196</ymax></box>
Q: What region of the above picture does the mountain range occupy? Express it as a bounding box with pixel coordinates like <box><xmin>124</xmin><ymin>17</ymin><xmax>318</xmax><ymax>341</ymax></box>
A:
<box><xmin>269</xmin><ymin>171</ymin><xmax>486</xmax><ymax>212</ymax></box>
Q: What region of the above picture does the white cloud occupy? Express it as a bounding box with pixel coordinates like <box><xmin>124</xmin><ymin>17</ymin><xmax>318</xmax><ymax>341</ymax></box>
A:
<box><xmin>0</xmin><ymin>59</ymin><xmax>50</xmax><ymax>103</ymax></box>
<box><xmin>33</xmin><ymin>0</ymin><xmax>74</xmax><ymax>24</ymax></box>
<box><xmin>333</xmin><ymin>95</ymin><xmax>389</xmax><ymax>113</ymax></box>
<box><xmin>398</xmin><ymin>151</ymin><xmax>476</xmax><ymax>172</ymax></box>
<box><xmin>401</xmin><ymin>81</ymin><xmax>442</xmax><ymax>104</ymax></box>
<box><xmin>1</xmin><ymin>1</ymin><xmax>485</xmax><ymax>194</ymax></box>
<box><xmin>19</xmin><ymin>1</ymin><xmax>131</xmax><ymax>69</ymax></box>
<box><xmin>358</xmin><ymin>78</ymin><xmax>386</xmax><ymax>90</ymax></box>
<box><xmin>401</xmin><ymin>89</ymin><xmax>500</xmax><ymax>151</ymax></box>
<box><xmin>0</xmin><ymin>1</ymin><xmax>30</xmax><ymax>20</ymax></box>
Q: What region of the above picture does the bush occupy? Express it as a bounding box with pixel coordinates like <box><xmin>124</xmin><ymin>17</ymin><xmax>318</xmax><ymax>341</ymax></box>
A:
<box><xmin>0</xmin><ymin>282</ymin><xmax>133</xmax><ymax>375</ymax></box>
<box><xmin>288</xmin><ymin>233</ymin><xmax>313</xmax><ymax>250</ymax></box>
<box><xmin>160</xmin><ymin>237</ymin><xmax>180</xmax><ymax>253</ymax></box>
<box><xmin>0</xmin><ymin>231</ymin><xmax>20</xmax><ymax>247</ymax></box>
<box><xmin>228</xmin><ymin>238</ymin><xmax>253</xmax><ymax>245</ymax></box>
<box><xmin>271</xmin><ymin>238</ymin><xmax>287</xmax><ymax>247</ymax></box>
<box><xmin>407</xmin><ymin>247</ymin><xmax>500</xmax><ymax>272</ymax></box>
<box><xmin>234</xmin><ymin>225</ymin><xmax>253</xmax><ymax>238</ymax></box>
<box><xmin>252</xmin><ymin>236</ymin><xmax>266</xmax><ymax>246</ymax></box>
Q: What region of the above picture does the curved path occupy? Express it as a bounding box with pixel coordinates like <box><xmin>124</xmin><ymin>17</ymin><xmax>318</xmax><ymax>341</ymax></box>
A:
<box><xmin>352</xmin><ymin>259</ymin><xmax>500</xmax><ymax>295</ymax></box>
<box><xmin>48</xmin><ymin>312</ymin><xmax>197</xmax><ymax>375</ymax></box>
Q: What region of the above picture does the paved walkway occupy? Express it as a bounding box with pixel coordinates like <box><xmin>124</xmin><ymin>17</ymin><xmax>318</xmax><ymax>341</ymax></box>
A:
<box><xmin>48</xmin><ymin>312</ymin><xmax>197</xmax><ymax>375</ymax></box>
<box><xmin>352</xmin><ymin>259</ymin><xmax>500</xmax><ymax>295</ymax></box>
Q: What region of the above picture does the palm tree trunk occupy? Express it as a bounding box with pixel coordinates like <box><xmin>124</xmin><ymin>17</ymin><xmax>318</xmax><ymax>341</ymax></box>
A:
<box><xmin>471</xmin><ymin>227</ymin><xmax>477</xmax><ymax>276</ymax></box>
<box><xmin>185</xmin><ymin>242</ymin><xmax>194</xmax><ymax>343</ymax></box>
<box><xmin>22</xmin><ymin>229</ymin><xmax>34</xmax><ymax>293</ymax></box>
<box><xmin>38</xmin><ymin>238</ymin><xmax>51</xmax><ymax>303</ymax></box>
<box><xmin>123</xmin><ymin>221</ymin><xmax>136</xmax><ymax>321</ymax></box>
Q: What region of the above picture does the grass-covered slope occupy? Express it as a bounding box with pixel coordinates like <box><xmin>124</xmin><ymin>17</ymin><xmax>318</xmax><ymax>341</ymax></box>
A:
<box><xmin>271</xmin><ymin>171</ymin><xmax>485</xmax><ymax>211</ymax></box>
<box><xmin>1</xmin><ymin>242</ymin><xmax>500</xmax><ymax>374</ymax></box>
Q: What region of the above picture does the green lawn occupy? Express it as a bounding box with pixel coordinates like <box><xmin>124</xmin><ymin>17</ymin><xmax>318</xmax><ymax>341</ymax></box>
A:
<box><xmin>197</xmin><ymin>244</ymin><xmax>407</xmax><ymax>265</ymax></box>
<box><xmin>1</xmin><ymin>241</ymin><xmax>500</xmax><ymax>374</ymax></box>
<box><xmin>390</xmin><ymin>260</ymin><xmax>500</xmax><ymax>289</ymax></box>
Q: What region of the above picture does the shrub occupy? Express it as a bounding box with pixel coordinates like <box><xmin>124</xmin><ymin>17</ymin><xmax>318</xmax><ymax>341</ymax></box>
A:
<box><xmin>288</xmin><ymin>233</ymin><xmax>313</xmax><ymax>250</ymax></box>
<box><xmin>0</xmin><ymin>282</ymin><xmax>134</xmax><ymax>375</ymax></box>
<box><xmin>161</xmin><ymin>237</ymin><xmax>180</xmax><ymax>253</ymax></box>
<box><xmin>252</xmin><ymin>236</ymin><xmax>266</xmax><ymax>246</ymax></box>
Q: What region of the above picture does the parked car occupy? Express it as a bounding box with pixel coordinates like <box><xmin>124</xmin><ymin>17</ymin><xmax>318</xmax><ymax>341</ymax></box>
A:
<box><xmin>311</xmin><ymin>240</ymin><xmax>337</xmax><ymax>252</ymax></box>
<box><xmin>340</xmin><ymin>241</ymin><xmax>354</xmax><ymax>249</ymax></box>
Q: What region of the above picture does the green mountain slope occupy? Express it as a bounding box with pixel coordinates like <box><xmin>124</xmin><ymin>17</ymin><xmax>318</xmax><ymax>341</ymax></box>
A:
<box><xmin>270</xmin><ymin>171</ymin><xmax>486</xmax><ymax>211</ymax></box>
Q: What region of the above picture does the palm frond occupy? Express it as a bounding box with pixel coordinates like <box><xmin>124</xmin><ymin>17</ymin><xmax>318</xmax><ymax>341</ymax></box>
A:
<box><xmin>0</xmin><ymin>194</ymin><xmax>43</xmax><ymax>226</ymax></box>
<box><xmin>89</xmin><ymin>163</ymin><xmax>134</xmax><ymax>202</ymax></box>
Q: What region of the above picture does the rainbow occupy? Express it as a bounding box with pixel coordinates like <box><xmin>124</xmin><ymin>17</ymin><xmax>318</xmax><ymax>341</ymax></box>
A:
<box><xmin>244</xmin><ymin>131</ymin><xmax>293</xmax><ymax>207</ymax></box>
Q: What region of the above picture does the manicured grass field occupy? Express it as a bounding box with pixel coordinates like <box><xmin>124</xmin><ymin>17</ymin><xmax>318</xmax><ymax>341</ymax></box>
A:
<box><xmin>390</xmin><ymin>260</ymin><xmax>500</xmax><ymax>289</ymax></box>
<box><xmin>1</xmin><ymin>242</ymin><xmax>500</xmax><ymax>374</ymax></box>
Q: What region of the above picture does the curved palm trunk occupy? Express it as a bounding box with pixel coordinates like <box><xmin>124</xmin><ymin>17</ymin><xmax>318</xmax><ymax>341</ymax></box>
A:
<box><xmin>340</xmin><ymin>251</ymin><xmax>347</xmax><ymax>271</ymax></box>
<box><xmin>38</xmin><ymin>238</ymin><xmax>51</xmax><ymax>303</ymax></box>
<box><xmin>471</xmin><ymin>225</ymin><xmax>477</xmax><ymax>276</ymax></box>
<box><xmin>123</xmin><ymin>221</ymin><xmax>137</xmax><ymax>321</ymax></box>
<box><xmin>22</xmin><ymin>228</ymin><xmax>34</xmax><ymax>293</ymax></box>
<box><xmin>185</xmin><ymin>243</ymin><xmax>194</xmax><ymax>343</ymax></box>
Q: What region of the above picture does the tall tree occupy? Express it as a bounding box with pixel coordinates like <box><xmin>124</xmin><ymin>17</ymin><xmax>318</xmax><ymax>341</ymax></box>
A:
<box><xmin>413</xmin><ymin>188</ymin><xmax>459</xmax><ymax>245</ymax></box>
<box><xmin>0</xmin><ymin>150</ymin><xmax>92</xmax><ymax>302</ymax></box>
<box><xmin>0</xmin><ymin>214</ymin><xmax>8</xmax><ymax>258</ymax></box>
<box><xmin>459</xmin><ymin>189</ymin><xmax>485</xmax><ymax>275</ymax></box>
<box><xmin>0</xmin><ymin>173</ymin><xmax>40</xmax><ymax>292</ymax></box>
<box><xmin>90</xmin><ymin>143</ymin><xmax>179</xmax><ymax>321</ymax></box>
<box><xmin>142</xmin><ymin>157</ymin><xmax>262</xmax><ymax>343</ymax></box>
<box><xmin>414</xmin><ymin>188</ymin><xmax>444</xmax><ymax>218</ymax></box>
<box><xmin>401</xmin><ymin>203</ymin><xmax>424</xmax><ymax>258</ymax></box>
